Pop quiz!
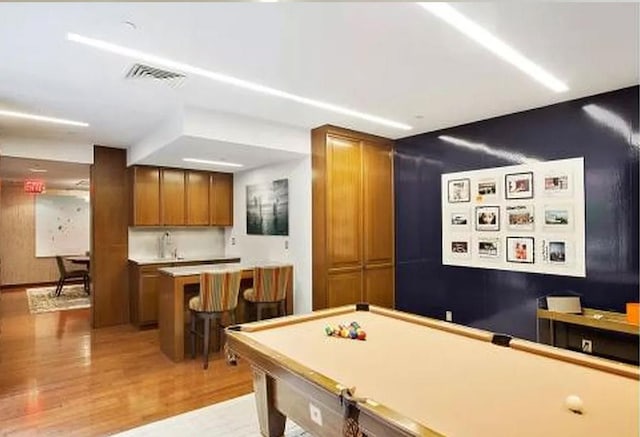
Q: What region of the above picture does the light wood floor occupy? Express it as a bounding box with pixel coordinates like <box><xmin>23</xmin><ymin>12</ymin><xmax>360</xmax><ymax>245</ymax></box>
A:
<box><xmin>0</xmin><ymin>288</ymin><xmax>253</xmax><ymax>436</ymax></box>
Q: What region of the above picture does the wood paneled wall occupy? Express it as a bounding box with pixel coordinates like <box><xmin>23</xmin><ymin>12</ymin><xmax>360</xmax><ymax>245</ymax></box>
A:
<box><xmin>91</xmin><ymin>146</ymin><xmax>129</xmax><ymax>328</ymax></box>
<box><xmin>0</xmin><ymin>182</ymin><xmax>60</xmax><ymax>286</ymax></box>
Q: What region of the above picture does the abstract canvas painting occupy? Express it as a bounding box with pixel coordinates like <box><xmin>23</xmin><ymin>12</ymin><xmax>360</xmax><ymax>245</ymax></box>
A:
<box><xmin>246</xmin><ymin>179</ymin><xmax>289</xmax><ymax>235</ymax></box>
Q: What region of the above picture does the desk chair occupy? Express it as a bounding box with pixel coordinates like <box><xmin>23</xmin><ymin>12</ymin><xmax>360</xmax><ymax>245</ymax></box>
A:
<box><xmin>188</xmin><ymin>269</ymin><xmax>242</xmax><ymax>369</ymax></box>
<box><xmin>243</xmin><ymin>265</ymin><xmax>292</xmax><ymax>321</ymax></box>
<box><xmin>55</xmin><ymin>256</ymin><xmax>90</xmax><ymax>297</ymax></box>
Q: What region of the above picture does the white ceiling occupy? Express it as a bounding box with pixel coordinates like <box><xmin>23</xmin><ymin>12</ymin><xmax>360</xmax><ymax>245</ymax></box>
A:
<box><xmin>0</xmin><ymin>156</ymin><xmax>89</xmax><ymax>190</ymax></box>
<box><xmin>0</xmin><ymin>2</ymin><xmax>637</xmax><ymax>165</ymax></box>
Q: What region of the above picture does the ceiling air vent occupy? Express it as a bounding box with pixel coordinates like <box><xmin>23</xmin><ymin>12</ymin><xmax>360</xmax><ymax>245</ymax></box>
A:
<box><xmin>125</xmin><ymin>63</ymin><xmax>186</xmax><ymax>88</ymax></box>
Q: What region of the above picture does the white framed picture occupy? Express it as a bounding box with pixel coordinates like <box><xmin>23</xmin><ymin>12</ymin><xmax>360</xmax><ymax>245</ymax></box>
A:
<box><xmin>450</xmin><ymin>210</ymin><xmax>470</xmax><ymax>231</ymax></box>
<box><xmin>450</xmin><ymin>239</ymin><xmax>470</xmax><ymax>258</ymax></box>
<box><xmin>477</xmin><ymin>237</ymin><xmax>500</xmax><ymax>259</ymax></box>
<box><xmin>541</xmin><ymin>239</ymin><xmax>572</xmax><ymax>265</ymax></box>
<box><xmin>476</xmin><ymin>178</ymin><xmax>498</xmax><ymax>200</ymax></box>
<box><xmin>543</xmin><ymin>205</ymin><xmax>573</xmax><ymax>231</ymax></box>
<box><xmin>506</xmin><ymin>204</ymin><xmax>535</xmax><ymax>231</ymax></box>
<box><xmin>543</xmin><ymin>172</ymin><xmax>572</xmax><ymax>197</ymax></box>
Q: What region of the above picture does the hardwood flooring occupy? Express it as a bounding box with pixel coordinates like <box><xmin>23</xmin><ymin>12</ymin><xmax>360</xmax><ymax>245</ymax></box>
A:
<box><xmin>0</xmin><ymin>288</ymin><xmax>253</xmax><ymax>436</ymax></box>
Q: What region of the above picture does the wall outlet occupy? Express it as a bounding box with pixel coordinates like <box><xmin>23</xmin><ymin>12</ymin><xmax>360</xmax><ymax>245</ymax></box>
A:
<box><xmin>309</xmin><ymin>403</ymin><xmax>323</xmax><ymax>426</ymax></box>
<box><xmin>445</xmin><ymin>311</ymin><xmax>453</xmax><ymax>322</ymax></box>
<box><xmin>231</xmin><ymin>237</ymin><xmax>236</xmax><ymax>246</ymax></box>
<box><xmin>581</xmin><ymin>339</ymin><xmax>593</xmax><ymax>354</ymax></box>
<box><xmin>285</xmin><ymin>240</ymin><xmax>289</xmax><ymax>250</ymax></box>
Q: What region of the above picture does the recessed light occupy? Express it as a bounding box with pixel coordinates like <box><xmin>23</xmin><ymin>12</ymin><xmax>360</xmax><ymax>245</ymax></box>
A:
<box><xmin>67</xmin><ymin>32</ymin><xmax>412</xmax><ymax>131</ymax></box>
<box><xmin>29</xmin><ymin>167</ymin><xmax>48</xmax><ymax>173</ymax></box>
<box><xmin>418</xmin><ymin>3</ymin><xmax>568</xmax><ymax>93</ymax></box>
<box><xmin>414</xmin><ymin>115</ymin><xmax>424</xmax><ymax>119</ymax></box>
<box><xmin>0</xmin><ymin>109</ymin><xmax>89</xmax><ymax>127</ymax></box>
<box><xmin>183</xmin><ymin>158</ymin><xmax>244</xmax><ymax>168</ymax></box>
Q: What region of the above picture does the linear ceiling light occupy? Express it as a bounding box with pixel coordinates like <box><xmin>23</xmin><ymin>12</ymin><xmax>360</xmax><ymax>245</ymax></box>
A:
<box><xmin>67</xmin><ymin>33</ymin><xmax>412</xmax><ymax>131</ymax></box>
<box><xmin>419</xmin><ymin>3</ymin><xmax>568</xmax><ymax>93</ymax></box>
<box><xmin>183</xmin><ymin>158</ymin><xmax>244</xmax><ymax>168</ymax></box>
<box><xmin>0</xmin><ymin>109</ymin><xmax>89</xmax><ymax>127</ymax></box>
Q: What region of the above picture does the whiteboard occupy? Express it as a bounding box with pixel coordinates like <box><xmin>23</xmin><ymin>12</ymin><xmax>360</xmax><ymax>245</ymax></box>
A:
<box><xmin>35</xmin><ymin>194</ymin><xmax>90</xmax><ymax>257</ymax></box>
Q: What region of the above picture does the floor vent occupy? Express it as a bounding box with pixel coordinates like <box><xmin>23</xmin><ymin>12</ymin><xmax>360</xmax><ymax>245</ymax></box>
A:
<box><xmin>125</xmin><ymin>63</ymin><xmax>186</xmax><ymax>88</ymax></box>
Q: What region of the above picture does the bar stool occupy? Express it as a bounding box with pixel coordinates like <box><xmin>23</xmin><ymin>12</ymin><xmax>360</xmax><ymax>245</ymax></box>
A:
<box><xmin>188</xmin><ymin>269</ymin><xmax>242</xmax><ymax>369</ymax></box>
<box><xmin>243</xmin><ymin>265</ymin><xmax>293</xmax><ymax>321</ymax></box>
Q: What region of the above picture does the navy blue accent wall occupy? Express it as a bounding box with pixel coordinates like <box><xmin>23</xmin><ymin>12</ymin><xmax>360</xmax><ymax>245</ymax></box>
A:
<box><xmin>395</xmin><ymin>86</ymin><xmax>639</xmax><ymax>340</ymax></box>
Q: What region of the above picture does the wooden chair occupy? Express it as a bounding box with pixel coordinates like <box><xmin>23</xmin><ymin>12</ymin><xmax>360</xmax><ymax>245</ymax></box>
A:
<box><xmin>55</xmin><ymin>256</ymin><xmax>90</xmax><ymax>297</ymax></box>
<box><xmin>243</xmin><ymin>265</ymin><xmax>293</xmax><ymax>321</ymax></box>
<box><xmin>188</xmin><ymin>269</ymin><xmax>242</xmax><ymax>369</ymax></box>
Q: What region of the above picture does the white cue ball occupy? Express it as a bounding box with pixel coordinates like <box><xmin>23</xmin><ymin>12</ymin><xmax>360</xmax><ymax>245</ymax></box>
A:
<box><xmin>565</xmin><ymin>395</ymin><xmax>584</xmax><ymax>414</ymax></box>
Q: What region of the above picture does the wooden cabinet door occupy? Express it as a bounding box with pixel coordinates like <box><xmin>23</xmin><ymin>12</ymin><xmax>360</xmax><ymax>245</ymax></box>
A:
<box><xmin>327</xmin><ymin>269</ymin><xmax>362</xmax><ymax>308</ymax></box>
<box><xmin>363</xmin><ymin>142</ymin><xmax>394</xmax><ymax>265</ymax></box>
<box><xmin>132</xmin><ymin>166</ymin><xmax>160</xmax><ymax>226</ymax></box>
<box><xmin>327</xmin><ymin>135</ymin><xmax>362</xmax><ymax>269</ymax></box>
<box><xmin>364</xmin><ymin>265</ymin><xmax>394</xmax><ymax>309</ymax></box>
<box><xmin>161</xmin><ymin>169</ymin><xmax>185</xmax><ymax>225</ymax></box>
<box><xmin>139</xmin><ymin>272</ymin><xmax>159</xmax><ymax>324</ymax></box>
<box><xmin>185</xmin><ymin>171</ymin><xmax>210</xmax><ymax>226</ymax></box>
<box><xmin>210</xmin><ymin>172</ymin><xmax>234</xmax><ymax>226</ymax></box>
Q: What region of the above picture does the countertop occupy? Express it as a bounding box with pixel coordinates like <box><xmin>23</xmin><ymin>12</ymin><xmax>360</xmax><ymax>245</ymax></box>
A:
<box><xmin>158</xmin><ymin>261</ymin><xmax>292</xmax><ymax>277</ymax></box>
<box><xmin>128</xmin><ymin>255</ymin><xmax>240</xmax><ymax>266</ymax></box>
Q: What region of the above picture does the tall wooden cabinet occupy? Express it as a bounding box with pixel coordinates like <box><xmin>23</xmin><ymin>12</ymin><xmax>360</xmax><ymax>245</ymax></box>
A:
<box><xmin>312</xmin><ymin>125</ymin><xmax>394</xmax><ymax>310</ymax></box>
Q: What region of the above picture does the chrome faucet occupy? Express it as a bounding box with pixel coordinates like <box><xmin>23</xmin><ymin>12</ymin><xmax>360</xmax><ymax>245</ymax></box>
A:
<box><xmin>159</xmin><ymin>231</ymin><xmax>177</xmax><ymax>259</ymax></box>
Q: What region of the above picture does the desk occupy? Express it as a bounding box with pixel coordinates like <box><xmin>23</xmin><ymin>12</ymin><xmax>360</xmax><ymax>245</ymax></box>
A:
<box><xmin>227</xmin><ymin>305</ymin><xmax>639</xmax><ymax>437</ymax></box>
<box><xmin>537</xmin><ymin>308</ymin><xmax>639</xmax><ymax>364</ymax></box>
<box><xmin>158</xmin><ymin>262</ymin><xmax>293</xmax><ymax>362</ymax></box>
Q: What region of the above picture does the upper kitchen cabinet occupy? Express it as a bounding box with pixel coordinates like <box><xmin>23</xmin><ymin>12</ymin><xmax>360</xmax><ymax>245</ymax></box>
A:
<box><xmin>210</xmin><ymin>172</ymin><xmax>234</xmax><ymax>226</ymax></box>
<box><xmin>129</xmin><ymin>165</ymin><xmax>233</xmax><ymax>227</ymax></box>
<box><xmin>185</xmin><ymin>170</ymin><xmax>210</xmax><ymax>226</ymax></box>
<box><xmin>160</xmin><ymin>168</ymin><xmax>186</xmax><ymax>226</ymax></box>
<box><xmin>130</xmin><ymin>166</ymin><xmax>161</xmax><ymax>226</ymax></box>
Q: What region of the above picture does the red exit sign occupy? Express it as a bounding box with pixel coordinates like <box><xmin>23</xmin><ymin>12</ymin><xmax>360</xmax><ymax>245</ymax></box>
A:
<box><xmin>24</xmin><ymin>179</ymin><xmax>46</xmax><ymax>194</ymax></box>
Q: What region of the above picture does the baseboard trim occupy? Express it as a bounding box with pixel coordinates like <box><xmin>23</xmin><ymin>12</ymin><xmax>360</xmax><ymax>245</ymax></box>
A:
<box><xmin>1</xmin><ymin>279</ymin><xmax>84</xmax><ymax>291</ymax></box>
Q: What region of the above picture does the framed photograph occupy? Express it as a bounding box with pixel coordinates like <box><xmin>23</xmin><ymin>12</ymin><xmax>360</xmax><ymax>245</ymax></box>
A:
<box><xmin>450</xmin><ymin>210</ymin><xmax>470</xmax><ymax>230</ymax></box>
<box><xmin>477</xmin><ymin>178</ymin><xmax>498</xmax><ymax>199</ymax></box>
<box><xmin>506</xmin><ymin>236</ymin><xmax>535</xmax><ymax>264</ymax></box>
<box><xmin>450</xmin><ymin>240</ymin><xmax>470</xmax><ymax>258</ymax></box>
<box><xmin>506</xmin><ymin>204</ymin><xmax>535</xmax><ymax>231</ymax></box>
<box><xmin>448</xmin><ymin>178</ymin><xmax>470</xmax><ymax>203</ymax></box>
<box><xmin>475</xmin><ymin>206</ymin><xmax>500</xmax><ymax>231</ymax></box>
<box><xmin>477</xmin><ymin>237</ymin><xmax>500</xmax><ymax>259</ymax></box>
<box><xmin>247</xmin><ymin>179</ymin><xmax>289</xmax><ymax>235</ymax></box>
<box><xmin>505</xmin><ymin>172</ymin><xmax>534</xmax><ymax>200</ymax></box>
<box><xmin>544</xmin><ymin>240</ymin><xmax>568</xmax><ymax>264</ymax></box>
<box><xmin>543</xmin><ymin>205</ymin><xmax>573</xmax><ymax>230</ymax></box>
<box><xmin>544</xmin><ymin>173</ymin><xmax>572</xmax><ymax>197</ymax></box>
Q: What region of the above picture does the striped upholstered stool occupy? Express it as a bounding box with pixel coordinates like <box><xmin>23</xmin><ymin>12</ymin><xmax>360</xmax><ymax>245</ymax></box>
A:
<box><xmin>242</xmin><ymin>265</ymin><xmax>293</xmax><ymax>321</ymax></box>
<box><xmin>188</xmin><ymin>269</ymin><xmax>242</xmax><ymax>369</ymax></box>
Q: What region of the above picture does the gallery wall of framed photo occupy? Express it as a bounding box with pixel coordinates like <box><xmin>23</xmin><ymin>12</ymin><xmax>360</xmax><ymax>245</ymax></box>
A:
<box><xmin>441</xmin><ymin>157</ymin><xmax>585</xmax><ymax>277</ymax></box>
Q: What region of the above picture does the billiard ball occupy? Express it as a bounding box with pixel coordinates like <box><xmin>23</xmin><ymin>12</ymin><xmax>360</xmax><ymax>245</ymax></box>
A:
<box><xmin>565</xmin><ymin>395</ymin><xmax>584</xmax><ymax>414</ymax></box>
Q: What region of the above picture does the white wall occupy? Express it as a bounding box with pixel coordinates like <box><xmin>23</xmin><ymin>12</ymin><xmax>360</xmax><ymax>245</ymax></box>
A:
<box><xmin>225</xmin><ymin>157</ymin><xmax>312</xmax><ymax>314</ymax></box>
<box><xmin>0</xmin><ymin>136</ymin><xmax>93</xmax><ymax>163</ymax></box>
<box><xmin>129</xmin><ymin>227</ymin><xmax>226</xmax><ymax>261</ymax></box>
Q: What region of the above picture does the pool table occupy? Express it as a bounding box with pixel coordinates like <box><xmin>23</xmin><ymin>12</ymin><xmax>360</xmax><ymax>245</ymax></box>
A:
<box><xmin>226</xmin><ymin>304</ymin><xmax>639</xmax><ymax>437</ymax></box>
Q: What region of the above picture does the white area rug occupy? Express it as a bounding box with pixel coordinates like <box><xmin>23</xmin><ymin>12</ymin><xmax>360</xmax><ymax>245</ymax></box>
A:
<box><xmin>26</xmin><ymin>284</ymin><xmax>90</xmax><ymax>314</ymax></box>
<box><xmin>112</xmin><ymin>394</ymin><xmax>309</xmax><ymax>437</ymax></box>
